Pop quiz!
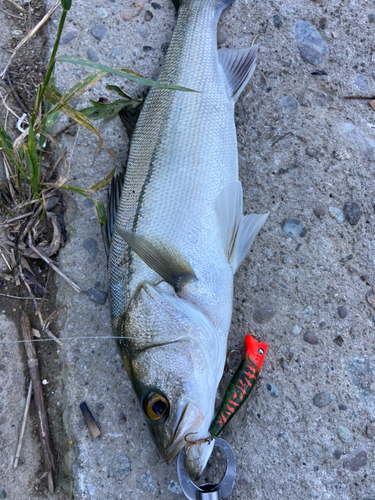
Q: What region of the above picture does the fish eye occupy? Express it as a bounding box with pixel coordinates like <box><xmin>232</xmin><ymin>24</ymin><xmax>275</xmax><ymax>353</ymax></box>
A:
<box><xmin>258</xmin><ymin>348</ymin><xmax>264</xmax><ymax>355</ymax></box>
<box><xmin>143</xmin><ymin>392</ymin><xmax>169</xmax><ymax>420</ymax></box>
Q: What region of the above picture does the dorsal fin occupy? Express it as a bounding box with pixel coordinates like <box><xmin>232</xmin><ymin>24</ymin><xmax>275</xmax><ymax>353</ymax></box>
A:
<box><xmin>102</xmin><ymin>171</ymin><xmax>124</xmax><ymax>259</ymax></box>
<box><xmin>216</xmin><ymin>181</ymin><xmax>268</xmax><ymax>273</ymax></box>
<box><xmin>114</xmin><ymin>228</ymin><xmax>197</xmax><ymax>290</ymax></box>
<box><xmin>218</xmin><ymin>45</ymin><xmax>258</xmax><ymax>101</ymax></box>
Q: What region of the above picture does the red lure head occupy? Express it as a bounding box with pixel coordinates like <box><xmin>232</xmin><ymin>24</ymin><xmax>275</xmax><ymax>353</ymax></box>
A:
<box><xmin>245</xmin><ymin>334</ymin><xmax>268</xmax><ymax>372</ymax></box>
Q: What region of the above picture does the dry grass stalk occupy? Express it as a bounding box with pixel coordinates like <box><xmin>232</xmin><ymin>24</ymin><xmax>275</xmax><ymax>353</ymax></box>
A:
<box><xmin>20</xmin><ymin>312</ymin><xmax>54</xmax><ymax>493</ymax></box>
<box><xmin>3</xmin><ymin>0</ymin><xmax>26</xmax><ymax>14</ymax></box>
<box><xmin>0</xmin><ymin>211</ymin><xmax>34</xmax><ymax>228</ymax></box>
<box><xmin>0</xmin><ymin>292</ymin><xmax>43</xmax><ymax>300</ymax></box>
<box><xmin>0</xmin><ymin>0</ymin><xmax>61</xmax><ymax>79</ymax></box>
<box><xmin>14</xmin><ymin>379</ymin><xmax>33</xmax><ymax>468</ymax></box>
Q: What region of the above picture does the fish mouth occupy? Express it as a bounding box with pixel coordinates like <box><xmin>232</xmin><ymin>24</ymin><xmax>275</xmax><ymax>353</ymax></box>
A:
<box><xmin>165</xmin><ymin>402</ymin><xmax>203</xmax><ymax>464</ymax></box>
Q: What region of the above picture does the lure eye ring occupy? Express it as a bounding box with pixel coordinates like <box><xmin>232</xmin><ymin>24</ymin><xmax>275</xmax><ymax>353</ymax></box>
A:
<box><xmin>258</xmin><ymin>348</ymin><xmax>264</xmax><ymax>355</ymax></box>
<box><xmin>143</xmin><ymin>392</ymin><xmax>169</xmax><ymax>420</ymax></box>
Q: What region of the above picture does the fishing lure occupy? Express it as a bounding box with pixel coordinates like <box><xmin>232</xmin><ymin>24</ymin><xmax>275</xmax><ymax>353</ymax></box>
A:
<box><xmin>209</xmin><ymin>334</ymin><xmax>268</xmax><ymax>437</ymax></box>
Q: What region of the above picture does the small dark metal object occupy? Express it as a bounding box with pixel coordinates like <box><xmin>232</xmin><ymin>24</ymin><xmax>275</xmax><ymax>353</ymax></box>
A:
<box><xmin>79</xmin><ymin>402</ymin><xmax>101</xmax><ymax>438</ymax></box>
<box><xmin>177</xmin><ymin>438</ymin><xmax>236</xmax><ymax>500</ymax></box>
<box><xmin>60</xmin><ymin>194</ymin><xmax>67</xmax><ymax>242</ymax></box>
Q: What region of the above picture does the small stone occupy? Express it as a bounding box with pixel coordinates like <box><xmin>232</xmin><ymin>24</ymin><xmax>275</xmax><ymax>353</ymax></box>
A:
<box><xmin>143</xmin><ymin>46</ymin><xmax>154</xmax><ymax>52</ymax></box>
<box><xmin>266</xmin><ymin>383</ymin><xmax>279</xmax><ymax>398</ymax></box>
<box><xmin>144</xmin><ymin>10</ymin><xmax>153</xmax><ymax>21</ymax></box>
<box><xmin>306</xmin><ymin>146</ymin><xmax>320</xmax><ymax>157</ymax></box>
<box><xmin>84</xmin><ymin>198</ymin><xmax>95</xmax><ymax>208</ymax></box>
<box><xmin>365</xmin><ymin>423</ymin><xmax>375</xmax><ymax>439</ymax></box>
<box><xmin>328</xmin><ymin>206</ymin><xmax>345</xmax><ymax>223</ymax></box>
<box><xmin>253</xmin><ymin>301</ymin><xmax>277</xmax><ymax>324</ymax></box>
<box><xmin>108</xmin><ymin>453</ymin><xmax>131</xmax><ymax>481</ymax></box>
<box><xmin>109</xmin><ymin>46</ymin><xmax>122</xmax><ymax>59</ymax></box>
<box><xmin>282</xmin><ymin>219</ymin><xmax>308</xmax><ymax>238</ymax></box>
<box><xmin>338</xmin><ymin>403</ymin><xmax>347</xmax><ymax>410</ymax></box>
<box><xmin>366</xmin><ymin>289</ymin><xmax>375</xmax><ymax>309</ymax></box>
<box><xmin>313</xmin><ymin>204</ymin><xmax>326</xmax><ymax>217</ymax></box>
<box><xmin>273</xmin><ymin>15</ymin><xmax>283</xmax><ymax>28</ymax></box>
<box><xmin>295</xmin><ymin>21</ymin><xmax>329</xmax><ymax>65</ymax></box>
<box><xmin>337</xmin><ymin>306</ymin><xmax>347</xmax><ymax>319</ymax></box>
<box><xmin>343</xmin><ymin>202</ymin><xmax>362</xmax><ymax>225</ymax></box>
<box><xmin>121</xmin><ymin>0</ymin><xmax>145</xmax><ymax>21</ymax></box>
<box><xmin>151</xmin><ymin>1</ymin><xmax>161</xmax><ymax>8</ymax></box>
<box><xmin>96</xmin><ymin>7</ymin><xmax>108</xmax><ymax>18</ymax></box>
<box><xmin>217</xmin><ymin>27</ymin><xmax>228</xmax><ymax>45</ymax></box>
<box><xmin>86</xmin><ymin>288</ymin><xmax>108</xmax><ymax>305</ymax></box>
<box><xmin>87</xmin><ymin>47</ymin><xmax>99</xmax><ymax>62</ymax></box>
<box><xmin>319</xmin><ymin>17</ymin><xmax>327</xmax><ymax>29</ymax></box>
<box><xmin>352</xmin><ymin>74</ymin><xmax>369</xmax><ymax>91</ymax></box>
<box><xmin>333</xmin><ymin>448</ymin><xmax>343</xmax><ymax>459</ymax></box>
<box><xmin>91</xmin><ymin>23</ymin><xmax>107</xmax><ymax>41</ymax></box>
<box><xmin>280</xmin><ymin>95</ymin><xmax>298</xmax><ymax>115</ymax></box>
<box><xmin>168</xmin><ymin>480</ymin><xmax>182</xmax><ymax>495</ymax></box>
<box><xmin>83</xmin><ymin>238</ymin><xmax>99</xmax><ymax>264</ymax></box>
<box><xmin>333</xmin><ymin>335</ymin><xmax>344</xmax><ymax>347</ymax></box>
<box><xmin>343</xmin><ymin>449</ymin><xmax>367</xmax><ymax>471</ymax></box>
<box><xmin>46</xmin><ymin>196</ymin><xmax>59</xmax><ymax>210</ymax></box>
<box><xmin>303</xmin><ymin>331</ymin><xmax>319</xmax><ymax>345</ymax></box>
<box><xmin>313</xmin><ymin>392</ymin><xmax>335</xmax><ymax>408</ymax></box>
<box><xmin>368</xmin><ymin>12</ymin><xmax>375</xmax><ymax>22</ymax></box>
<box><xmin>0</xmin><ymin>488</ymin><xmax>6</xmax><ymax>499</ymax></box>
<box><xmin>337</xmin><ymin>425</ymin><xmax>351</xmax><ymax>443</ymax></box>
<box><xmin>42</xmin><ymin>379</ymin><xmax>48</xmax><ymax>385</ymax></box>
<box><xmin>60</xmin><ymin>31</ymin><xmax>77</xmax><ymax>45</ymax></box>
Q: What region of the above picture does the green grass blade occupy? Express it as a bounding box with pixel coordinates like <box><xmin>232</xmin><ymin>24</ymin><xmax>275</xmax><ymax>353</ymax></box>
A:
<box><xmin>56</xmin><ymin>56</ymin><xmax>197</xmax><ymax>92</ymax></box>
<box><xmin>27</xmin><ymin>126</ymin><xmax>40</xmax><ymax>194</ymax></box>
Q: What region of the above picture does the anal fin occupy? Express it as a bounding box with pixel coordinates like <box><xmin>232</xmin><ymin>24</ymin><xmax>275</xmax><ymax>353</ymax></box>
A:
<box><xmin>219</xmin><ymin>45</ymin><xmax>258</xmax><ymax>101</ymax></box>
<box><xmin>115</xmin><ymin>227</ymin><xmax>197</xmax><ymax>290</ymax></box>
<box><xmin>216</xmin><ymin>181</ymin><xmax>268</xmax><ymax>273</ymax></box>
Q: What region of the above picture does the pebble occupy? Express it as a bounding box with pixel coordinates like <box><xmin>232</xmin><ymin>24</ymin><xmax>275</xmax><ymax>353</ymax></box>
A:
<box><xmin>295</xmin><ymin>21</ymin><xmax>329</xmax><ymax>65</ymax></box>
<box><xmin>282</xmin><ymin>219</ymin><xmax>307</xmax><ymax>238</ymax></box>
<box><xmin>96</xmin><ymin>7</ymin><xmax>108</xmax><ymax>18</ymax></box>
<box><xmin>253</xmin><ymin>301</ymin><xmax>277</xmax><ymax>324</ymax></box>
<box><xmin>343</xmin><ymin>202</ymin><xmax>362</xmax><ymax>225</ymax></box>
<box><xmin>0</xmin><ymin>489</ymin><xmax>6</xmax><ymax>499</ymax></box>
<box><xmin>144</xmin><ymin>10</ymin><xmax>153</xmax><ymax>21</ymax></box>
<box><xmin>84</xmin><ymin>198</ymin><xmax>95</xmax><ymax>208</ymax></box>
<box><xmin>343</xmin><ymin>449</ymin><xmax>367</xmax><ymax>471</ymax></box>
<box><xmin>273</xmin><ymin>15</ymin><xmax>283</xmax><ymax>28</ymax></box>
<box><xmin>108</xmin><ymin>453</ymin><xmax>131</xmax><ymax>481</ymax></box>
<box><xmin>348</xmin><ymin>357</ymin><xmax>375</xmax><ymax>397</ymax></box>
<box><xmin>60</xmin><ymin>31</ymin><xmax>77</xmax><ymax>45</ymax></box>
<box><xmin>217</xmin><ymin>26</ymin><xmax>228</xmax><ymax>45</ymax></box>
<box><xmin>366</xmin><ymin>289</ymin><xmax>375</xmax><ymax>309</ymax></box>
<box><xmin>91</xmin><ymin>23</ymin><xmax>107</xmax><ymax>41</ymax></box>
<box><xmin>46</xmin><ymin>196</ymin><xmax>59</xmax><ymax>211</ymax></box>
<box><xmin>303</xmin><ymin>331</ymin><xmax>319</xmax><ymax>345</ymax></box>
<box><xmin>306</xmin><ymin>146</ymin><xmax>320</xmax><ymax>157</ymax></box>
<box><xmin>352</xmin><ymin>74</ymin><xmax>369</xmax><ymax>91</ymax></box>
<box><xmin>369</xmin><ymin>12</ymin><xmax>375</xmax><ymax>22</ymax></box>
<box><xmin>337</xmin><ymin>306</ymin><xmax>347</xmax><ymax>319</ymax></box>
<box><xmin>83</xmin><ymin>238</ymin><xmax>99</xmax><ymax>264</ymax></box>
<box><xmin>109</xmin><ymin>46</ymin><xmax>122</xmax><ymax>59</ymax></box>
<box><xmin>333</xmin><ymin>335</ymin><xmax>344</xmax><ymax>347</ymax></box>
<box><xmin>143</xmin><ymin>46</ymin><xmax>154</xmax><ymax>52</ymax></box>
<box><xmin>333</xmin><ymin>448</ymin><xmax>343</xmax><ymax>459</ymax></box>
<box><xmin>151</xmin><ymin>2</ymin><xmax>161</xmax><ymax>8</ymax></box>
<box><xmin>313</xmin><ymin>204</ymin><xmax>326</xmax><ymax>217</ymax></box>
<box><xmin>313</xmin><ymin>392</ymin><xmax>335</xmax><ymax>408</ymax></box>
<box><xmin>340</xmin><ymin>122</ymin><xmax>375</xmax><ymax>162</ymax></box>
<box><xmin>338</xmin><ymin>403</ymin><xmax>347</xmax><ymax>410</ymax></box>
<box><xmin>86</xmin><ymin>288</ymin><xmax>108</xmax><ymax>305</ymax></box>
<box><xmin>280</xmin><ymin>95</ymin><xmax>298</xmax><ymax>115</ymax></box>
<box><xmin>319</xmin><ymin>17</ymin><xmax>327</xmax><ymax>29</ymax></box>
<box><xmin>121</xmin><ymin>0</ymin><xmax>145</xmax><ymax>21</ymax></box>
<box><xmin>267</xmin><ymin>383</ymin><xmax>279</xmax><ymax>398</ymax></box>
<box><xmin>365</xmin><ymin>423</ymin><xmax>375</xmax><ymax>439</ymax></box>
<box><xmin>87</xmin><ymin>48</ymin><xmax>99</xmax><ymax>62</ymax></box>
<box><xmin>168</xmin><ymin>480</ymin><xmax>182</xmax><ymax>495</ymax></box>
<box><xmin>328</xmin><ymin>206</ymin><xmax>345</xmax><ymax>223</ymax></box>
<box><xmin>337</xmin><ymin>425</ymin><xmax>351</xmax><ymax>443</ymax></box>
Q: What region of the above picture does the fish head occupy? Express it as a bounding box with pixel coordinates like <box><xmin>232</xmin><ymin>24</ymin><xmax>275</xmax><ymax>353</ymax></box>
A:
<box><xmin>121</xmin><ymin>282</ymin><xmax>224</xmax><ymax>479</ymax></box>
<box><xmin>245</xmin><ymin>334</ymin><xmax>268</xmax><ymax>371</ymax></box>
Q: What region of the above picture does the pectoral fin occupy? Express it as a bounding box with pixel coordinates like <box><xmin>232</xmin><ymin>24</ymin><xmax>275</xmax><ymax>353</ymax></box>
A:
<box><xmin>219</xmin><ymin>45</ymin><xmax>258</xmax><ymax>101</ymax></box>
<box><xmin>115</xmin><ymin>227</ymin><xmax>197</xmax><ymax>290</ymax></box>
<box><xmin>216</xmin><ymin>181</ymin><xmax>268</xmax><ymax>273</ymax></box>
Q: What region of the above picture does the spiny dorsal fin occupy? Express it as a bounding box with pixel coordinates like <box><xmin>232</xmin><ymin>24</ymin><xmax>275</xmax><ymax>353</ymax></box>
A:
<box><xmin>218</xmin><ymin>45</ymin><xmax>258</xmax><ymax>101</ymax></box>
<box><xmin>115</xmin><ymin>228</ymin><xmax>197</xmax><ymax>290</ymax></box>
<box><xmin>216</xmin><ymin>181</ymin><xmax>268</xmax><ymax>273</ymax></box>
<box><xmin>102</xmin><ymin>171</ymin><xmax>124</xmax><ymax>259</ymax></box>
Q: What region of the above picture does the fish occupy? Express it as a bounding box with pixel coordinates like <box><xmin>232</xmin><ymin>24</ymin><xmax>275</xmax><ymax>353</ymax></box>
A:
<box><xmin>108</xmin><ymin>0</ymin><xmax>268</xmax><ymax>480</ymax></box>
<box><xmin>209</xmin><ymin>334</ymin><xmax>268</xmax><ymax>437</ymax></box>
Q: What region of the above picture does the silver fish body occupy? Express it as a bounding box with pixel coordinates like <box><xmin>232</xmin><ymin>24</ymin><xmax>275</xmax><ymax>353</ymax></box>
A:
<box><xmin>109</xmin><ymin>0</ymin><xmax>267</xmax><ymax>479</ymax></box>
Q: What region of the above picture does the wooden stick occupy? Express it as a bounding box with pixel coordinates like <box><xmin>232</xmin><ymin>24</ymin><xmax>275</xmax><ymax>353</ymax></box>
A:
<box><xmin>14</xmin><ymin>380</ymin><xmax>33</xmax><ymax>468</ymax></box>
<box><xmin>20</xmin><ymin>312</ymin><xmax>54</xmax><ymax>492</ymax></box>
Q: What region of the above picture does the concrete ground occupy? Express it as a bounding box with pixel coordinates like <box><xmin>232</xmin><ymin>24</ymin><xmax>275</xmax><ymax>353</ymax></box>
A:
<box><xmin>1</xmin><ymin>0</ymin><xmax>375</xmax><ymax>498</ymax></box>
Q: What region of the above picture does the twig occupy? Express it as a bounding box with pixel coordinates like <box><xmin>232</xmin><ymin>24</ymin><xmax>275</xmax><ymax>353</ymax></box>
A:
<box><xmin>0</xmin><ymin>0</ymin><xmax>61</xmax><ymax>79</ymax></box>
<box><xmin>3</xmin><ymin>0</ymin><xmax>26</xmax><ymax>14</ymax></box>
<box><xmin>0</xmin><ymin>246</ymin><xmax>12</xmax><ymax>271</ymax></box>
<box><xmin>272</xmin><ymin>131</ymin><xmax>294</xmax><ymax>146</ymax></box>
<box><xmin>0</xmin><ymin>292</ymin><xmax>44</xmax><ymax>300</ymax></box>
<box><xmin>14</xmin><ymin>380</ymin><xmax>32</xmax><ymax>468</ymax></box>
<box><xmin>0</xmin><ymin>211</ymin><xmax>34</xmax><ymax>228</ymax></box>
<box><xmin>344</xmin><ymin>95</ymin><xmax>375</xmax><ymax>100</ymax></box>
<box><xmin>20</xmin><ymin>312</ymin><xmax>54</xmax><ymax>493</ymax></box>
<box><xmin>4</xmin><ymin>72</ymin><xmax>28</xmax><ymax>114</ymax></box>
<box><xmin>0</xmin><ymin>7</ymin><xmax>24</xmax><ymax>19</ymax></box>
